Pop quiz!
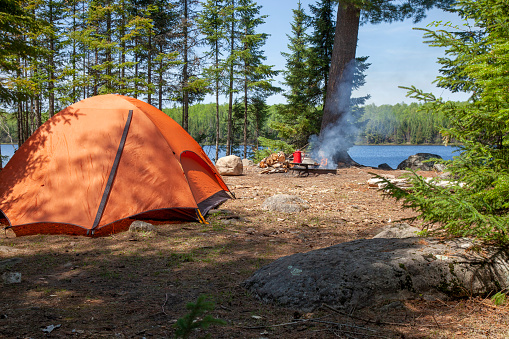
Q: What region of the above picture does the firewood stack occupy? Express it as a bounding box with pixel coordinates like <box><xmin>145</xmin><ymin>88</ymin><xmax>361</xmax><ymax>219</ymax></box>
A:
<box><xmin>258</xmin><ymin>151</ymin><xmax>292</xmax><ymax>174</ymax></box>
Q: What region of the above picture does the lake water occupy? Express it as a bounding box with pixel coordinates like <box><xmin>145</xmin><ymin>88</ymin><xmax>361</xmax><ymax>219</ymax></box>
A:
<box><xmin>1</xmin><ymin>144</ymin><xmax>460</xmax><ymax>169</ymax></box>
<box><xmin>347</xmin><ymin>145</ymin><xmax>460</xmax><ymax>169</ymax></box>
<box><xmin>1</xmin><ymin>144</ymin><xmax>18</xmax><ymax>167</ymax></box>
<box><xmin>202</xmin><ymin>144</ymin><xmax>460</xmax><ymax>169</ymax></box>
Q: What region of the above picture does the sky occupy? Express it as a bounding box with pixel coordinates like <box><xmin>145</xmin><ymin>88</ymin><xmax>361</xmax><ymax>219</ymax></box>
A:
<box><xmin>254</xmin><ymin>0</ymin><xmax>470</xmax><ymax>106</ymax></box>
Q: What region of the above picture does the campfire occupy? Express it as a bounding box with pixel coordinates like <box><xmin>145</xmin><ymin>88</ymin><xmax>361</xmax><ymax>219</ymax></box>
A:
<box><xmin>320</xmin><ymin>157</ymin><xmax>328</xmax><ymax>168</ymax></box>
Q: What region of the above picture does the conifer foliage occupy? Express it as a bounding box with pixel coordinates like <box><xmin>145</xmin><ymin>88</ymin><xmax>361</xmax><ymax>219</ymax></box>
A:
<box><xmin>384</xmin><ymin>0</ymin><xmax>509</xmax><ymax>244</ymax></box>
<box><xmin>0</xmin><ymin>0</ymin><xmax>279</xmax><ymax>154</ymax></box>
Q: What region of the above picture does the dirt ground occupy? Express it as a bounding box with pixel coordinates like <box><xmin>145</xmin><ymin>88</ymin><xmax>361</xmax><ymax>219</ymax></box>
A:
<box><xmin>1</xmin><ymin>166</ymin><xmax>509</xmax><ymax>338</ymax></box>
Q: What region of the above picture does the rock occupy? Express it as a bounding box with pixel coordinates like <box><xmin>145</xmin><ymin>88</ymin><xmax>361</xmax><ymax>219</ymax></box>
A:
<box><xmin>438</xmin><ymin>171</ymin><xmax>453</xmax><ymax>180</ymax></box>
<box><xmin>0</xmin><ymin>246</ymin><xmax>20</xmax><ymax>254</ymax></box>
<box><xmin>216</xmin><ymin>155</ymin><xmax>243</xmax><ymax>176</ymax></box>
<box><xmin>373</xmin><ymin>223</ymin><xmax>421</xmax><ymax>239</ymax></box>
<box><xmin>397</xmin><ymin>153</ymin><xmax>443</xmax><ymax>171</ymax></box>
<box><xmin>2</xmin><ymin>272</ymin><xmax>21</xmax><ymax>284</ymax></box>
<box><xmin>0</xmin><ymin>258</ymin><xmax>22</xmax><ymax>272</ymax></box>
<box><xmin>242</xmin><ymin>158</ymin><xmax>254</xmax><ymax>168</ymax></box>
<box><xmin>129</xmin><ymin>220</ymin><xmax>155</xmax><ymax>233</ymax></box>
<box><xmin>433</xmin><ymin>163</ymin><xmax>447</xmax><ymax>172</ymax></box>
<box><xmin>243</xmin><ymin>237</ymin><xmax>509</xmax><ymax>312</ymax></box>
<box><xmin>377</xmin><ymin>163</ymin><xmax>393</xmax><ymax>170</ymax></box>
<box><xmin>261</xmin><ymin>194</ymin><xmax>309</xmax><ymax>213</ymax></box>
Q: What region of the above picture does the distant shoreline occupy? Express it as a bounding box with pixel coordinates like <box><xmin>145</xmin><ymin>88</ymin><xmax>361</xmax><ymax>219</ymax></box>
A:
<box><xmin>354</xmin><ymin>143</ymin><xmax>461</xmax><ymax>147</ymax></box>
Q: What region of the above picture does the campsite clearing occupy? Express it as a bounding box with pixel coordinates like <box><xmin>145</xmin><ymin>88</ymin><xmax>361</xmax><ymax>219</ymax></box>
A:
<box><xmin>1</xmin><ymin>167</ymin><xmax>508</xmax><ymax>338</ymax></box>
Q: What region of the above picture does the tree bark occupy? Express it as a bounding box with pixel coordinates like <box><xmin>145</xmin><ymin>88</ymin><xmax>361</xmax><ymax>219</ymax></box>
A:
<box><xmin>319</xmin><ymin>3</ymin><xmax>360</xmax><ymax>165</ymax></box>
<box><xmin>215</xmin><ymin>39</ymin><xmax>220</xmax><ymax>162</ymax></box>
<box><xmin>48</xmin><ymin>0</ymin><xmax>55</xmax><ymax>118</ymax></box>
<box><xmin>182</xmin><ymin>0</ymin><xmax>189</xmax><ymax>131</ymax></box>
<box><xmin>243</xmin><ymin>72</ymin><xmax>248</xmax><ymax>159</ymax></box>
<box><xmin>226</xmin><ymin>0</ymin><xmax>235</xmax><ymax>156</ymax></box>
<box><xmin>147</xmin><ymin>34</ymin><xmax>152</xmax><ymax>105</ymax></box>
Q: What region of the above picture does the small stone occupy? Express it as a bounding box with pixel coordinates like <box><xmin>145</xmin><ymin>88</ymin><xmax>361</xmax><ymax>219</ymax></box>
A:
<box><xmin>373</xmin><ymin>223</ymin><xmax>421</xmax><ymax>239</ymax></box>
<box><xmin>261</xmin><ymin>194</ymin><xmax>309</xmax><ymax>213</ymax></box>
<box><xmin>2</xmin><ymin>272</ymin><xmax>21</xmax><ymax>284</ymax></box>
<box><xmin>0</xmin><ymin>246</ymin><xmax>20</xmax><ymax>254</ymax></box>
<box><xmin>129</xmin><ymin>220</ymin><xmax>155</xmax><ymax>233</ymax></box>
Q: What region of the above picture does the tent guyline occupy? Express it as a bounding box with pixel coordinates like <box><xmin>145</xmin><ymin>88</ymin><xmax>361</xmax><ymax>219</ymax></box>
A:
<box><xmin>0</xmin><ymin>94</ymin><xmax>232</xmax><ymax>237</ymax></box>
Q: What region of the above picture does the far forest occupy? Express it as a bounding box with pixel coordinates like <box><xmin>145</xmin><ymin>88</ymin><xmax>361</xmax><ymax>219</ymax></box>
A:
<box><xmin>0</xmin><ymin>0</ymin><xmax>456</xmax><ymax>162</ymax></box>
<box><xmin>0</xmin><ymin>101</ymin><xmax>451</xmax><ymax>147</ymax></box>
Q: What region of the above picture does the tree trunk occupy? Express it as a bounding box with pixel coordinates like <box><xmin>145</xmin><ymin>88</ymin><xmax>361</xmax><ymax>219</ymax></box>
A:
<box><xmin>226</xmin><ymin>0</ymin><xmax>235</xmax><ymax>156</ymax></box>
<box><xmin>120</xmin><ymin>8</ymin><xmax>126</xmax><ymax>94</ymax></box>
<box><xmin>147</xmin><ymin>34</ymin><xmax>152</xmax><ymax>105</ymax></box>
<box><xmin>93</xmin><ymin>48</ymin><xmax>98</xmax><ymax>96</ymax></box>
<box><xmin>48</xmin><ymin>0</ymin><xmax>55</xmax><ymax>117</ymax></box>
<box><xmin>17</xmin><ymin>100</ymin><xmax>22</xmax><ymax>147</ymax></box>
<box><xmin>215</xmin><ymin>41</ymin><xmax>220</xmax><ymax>162</ymax></box>
<box><xmin>72</xmin><ymin>1</ymin><xmax>76</xmax><ymax>101</ymax></box>
<box><xmin>243</xmin><ymin>74</ymin><xmax>248</xmax><ymax>159</ymax></box>
<box><xmin>319</xmin><ymin>3</ymin><xmax>360</xmax><ymax>165</ymax></box>
<box><xmin>159</xmin><ymin>47</ymin><xmax>163</xmax><ymax>111</ymax></box>
<box><xmin>182</xmin><ymin>0</ymin><xmax>189</xmax><ymax>131</ymax></box>
<box><xmin>134</xmin><ymin>38</ymin><xmax>139</xmax><ymax>99</ymax></box>
<box><xmin>106</xmin><ymin>5</ymin><xmax>112</xmax><ymax>91</ymax></box>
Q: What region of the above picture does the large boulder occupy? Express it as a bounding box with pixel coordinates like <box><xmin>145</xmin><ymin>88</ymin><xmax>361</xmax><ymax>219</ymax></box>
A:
<box><xmin>397</xmin><ymin>153</ymin><xmax>442</xmax><ymax>171</ymax></box>
<box><xmin>216</xmin><ymin>155</ymin><xmax>243</xmax><ymax>176</ymax></box>
<box><xmin>243</xmin><ymin>237</ymin><xmax>509</xmax><ymax>312</ymax></box>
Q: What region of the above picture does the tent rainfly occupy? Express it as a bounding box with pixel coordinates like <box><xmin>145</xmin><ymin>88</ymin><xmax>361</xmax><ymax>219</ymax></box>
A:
<box><xmin>0</xmin><ymin>94</ymin><xmax>232</xmax><ymax>237</ymax></box>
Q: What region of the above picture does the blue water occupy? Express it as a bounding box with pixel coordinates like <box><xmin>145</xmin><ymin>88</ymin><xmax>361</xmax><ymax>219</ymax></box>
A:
<box><xmin>202</xmin><ymin>144</ymin><xmax>460</xmax><ymax>169</ymax></box>
<box><xmin>1</xmin><ymin>144</ymin><xmax>17</xmax><ymax>167</ymax></box>
<box><xmin>1</xmin><ymin>144</ymin><xmax>460</xmax><ymax>169</ymax></box>
<box><xmin>347</xmin><ymin>145</ymin><xmax>460</xmax><ymax>169</ymax></box>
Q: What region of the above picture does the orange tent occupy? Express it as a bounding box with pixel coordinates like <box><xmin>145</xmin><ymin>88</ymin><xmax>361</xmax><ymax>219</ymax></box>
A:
<box><xmin>0</xmin><ymin>94</ymin><xmax>232</xmax><ymax>237</ymax></box>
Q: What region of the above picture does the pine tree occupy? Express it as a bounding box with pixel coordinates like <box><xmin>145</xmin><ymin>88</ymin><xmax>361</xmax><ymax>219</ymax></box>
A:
<box><xmin>198</xmin><ymin>0</ymin><xmax>227</xmax><ymax>161</ymax></box>
<box><xmin>274</xmin><ymin>1</ymin><xmax>319</xmax><ymax>147</ymax></box>
<box><xmin>384</xmin><ymin>0</ymin><xmax>509</xmax><ymax>244</ymax></box>
<box><xmin>172</xmin><ymin>0</ymin><xmax>204</xmax><ymax>131</ymax></box>
<box><xmin>236</xmin><ymin>0</ymin><xmax>279</xmax><ymax>158</ymax></box>
<box><xmin>223</xmin><ymin>0</ymin><xmax>238</xmax><ymax>155</ymax></box>
<box><xmin>0</xmin><ymin>0</ymin><xmax>42</xmax><ymax>104</ymax></box>
<box><xmin>307</xmin><ymin>0</ymin><xmax>335</xmax><ymax>106</ymax></box>
<box><xmin>39</xmin><ymin>0</ymin><xmax>67</xmax><ymax>117</ymax></box>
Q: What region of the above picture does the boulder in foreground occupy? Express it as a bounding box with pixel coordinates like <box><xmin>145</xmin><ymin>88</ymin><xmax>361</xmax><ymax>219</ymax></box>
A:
<box><xmin>243</xmin><ymin>237</ymin><xmax>509</xmax><ymax>312</ymax></box>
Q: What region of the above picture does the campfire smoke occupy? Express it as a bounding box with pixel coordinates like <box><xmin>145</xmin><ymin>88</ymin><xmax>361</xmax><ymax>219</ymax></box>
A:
<box><xmin>310</xmin><ymin>59</ymin><xmax>360</xmax><ymax>169</ymax></box>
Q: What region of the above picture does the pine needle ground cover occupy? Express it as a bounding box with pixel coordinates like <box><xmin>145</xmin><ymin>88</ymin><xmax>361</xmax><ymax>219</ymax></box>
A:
<box><xmin>1</xmin><ymin>168</ymin><xmax>508</xmax><ymax>338</ymax></box>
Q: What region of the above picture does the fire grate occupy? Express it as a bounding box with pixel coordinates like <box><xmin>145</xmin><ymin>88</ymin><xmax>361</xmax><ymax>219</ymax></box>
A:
<box><xmin>289</xmin><ymin>162</ymin><xmax>338</xmax><ymax>176</ymax></box>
